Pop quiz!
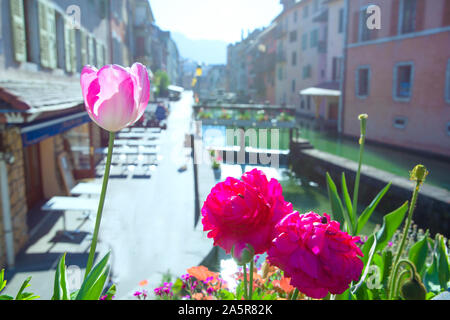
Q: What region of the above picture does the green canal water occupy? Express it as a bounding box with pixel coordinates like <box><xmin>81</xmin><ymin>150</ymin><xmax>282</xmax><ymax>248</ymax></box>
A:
<box><xmin>297</xmin><ymin>125</ymin><xmax>450</xmax><ymax>191</ymax></box>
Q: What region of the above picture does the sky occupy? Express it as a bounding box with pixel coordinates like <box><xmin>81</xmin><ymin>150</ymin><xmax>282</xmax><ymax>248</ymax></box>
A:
<box><xmin>149</xmin><ymin>0</ymin><xmax>283</xmax><ymax>44</ymax></box>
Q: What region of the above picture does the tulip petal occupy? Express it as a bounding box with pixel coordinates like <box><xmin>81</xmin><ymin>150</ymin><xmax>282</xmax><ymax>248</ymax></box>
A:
<box><xmin>130</xmin><ymin>63</ymin><xmax>151</xmax><ymax>124</ymax></box>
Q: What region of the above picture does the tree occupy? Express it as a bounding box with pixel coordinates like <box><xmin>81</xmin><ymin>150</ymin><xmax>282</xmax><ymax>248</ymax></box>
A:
<box><xmin>154</xmin><ymin>70</ymin><xmax>170</xmax><ymax>98</ymax></box>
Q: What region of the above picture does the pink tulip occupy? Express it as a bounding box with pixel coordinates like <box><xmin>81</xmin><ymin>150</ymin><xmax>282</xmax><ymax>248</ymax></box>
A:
<box><xmin>80</xmin><ymin>63</ymin><xmax>150</xmax><ymax>132</ymax></box>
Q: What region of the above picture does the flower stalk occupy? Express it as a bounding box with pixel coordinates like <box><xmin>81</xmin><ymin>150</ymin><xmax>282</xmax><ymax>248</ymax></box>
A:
<box><xmin>84</xmin><ymin>131</ymin><xmax>115</xmax><ymax>279</ymax></box>
<box><xmin>351</xmin><ymin>114</ymin><xmax>368</xmax><ymax>233</ymax></box>
<box><xmin>387</xmin><ymin>165</ymin><xmax>428</xmax><ymax>299</ymax></box>
<box><xmin>248</xmin><ymin>259</ymin><xmax>254</xmax><ymax>300</ymax></box>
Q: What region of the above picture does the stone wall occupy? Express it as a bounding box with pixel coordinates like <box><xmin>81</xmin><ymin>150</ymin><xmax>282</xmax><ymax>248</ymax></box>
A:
<box><xmin>290</xmin><ymin>149</ymin><xmax>450</xmax><ymax>237</ymax></box>
<box><xmin>0</xmin><ymin>127</ymin><xmax>28</xmax><ymax>268</ymax></box>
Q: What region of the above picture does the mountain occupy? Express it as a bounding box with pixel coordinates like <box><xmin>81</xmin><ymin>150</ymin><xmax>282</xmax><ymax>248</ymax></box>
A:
<box><xmin>171</xmin><ymin>32</ymin><xmax>228</xmax><ymax>65</ymax></box>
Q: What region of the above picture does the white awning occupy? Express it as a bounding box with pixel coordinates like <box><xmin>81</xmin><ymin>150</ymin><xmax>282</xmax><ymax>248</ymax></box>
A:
<box><xmin>168</xmin><ymin>85</ymin><xmax>184</xmax><ymax>92</ymax></box>
<box><xmin>299</xmin><ymin>87</ymin><xmax>341</xmax><ymax>97</ymax></box>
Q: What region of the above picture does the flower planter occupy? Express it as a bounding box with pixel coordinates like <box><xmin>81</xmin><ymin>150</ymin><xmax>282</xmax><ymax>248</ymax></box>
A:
<box><xmin>213</xmin><ymin>168</ymin><xmax>221</xmax><ymax>180</ymax></box>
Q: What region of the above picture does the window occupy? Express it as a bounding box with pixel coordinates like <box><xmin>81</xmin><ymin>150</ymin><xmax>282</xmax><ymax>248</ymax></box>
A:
<box><xmin>292</xmin><ymin>51</ymin><xmax>297</xmax><ymax>66</ymax></box>
<box><xmin>289</xmin><ymin>30</ymin><xmax>297</xmax><ymax>42</ymax></box>
<box><xmin>278</xmin><ymin>67</ymin><xmax>283</xmax><ymax>81</ymax></box>
<box><xmin>303</xmin><ymin>5</ymin><xmax>309</xmax><ymax>18</ymax></box>
<box><xmin>313</xmin><ymin>0</ymin><xmax>320</xmax><ymax>13</ymax></box>
<box><xmin>356</xmin><ymin>66</ymin><xmax>370</xmax><ymax>98</ymax></box>
<box><xmin>332</xmin><ymin>57</ymin><xmax>342</xmax><ymax>81</ymax></box>
<box><xmin>446</xmin><ymin>59</ymin><xmax>450</xmax><ymax>103</ymax></box>
<box><xmin>338</xmin><ymin>8</ymin><xmax>344</xmax><ymax>34</ymax></box>
<box><xmin>306</xmin><ymin>96</ymin><xmax>311</xmax><ymax>110</ymax></box>
<box><xmin>10</xmin><ymin>0</ymin><xmax>27</xmax><ymax>62</ymax></box>
<box><xmin>399</xmin><ymin>0</ymin><xmax>417</xmax><ymax>34</ymax></box>
<box><xmin>303</xmin><ymin>65</ymin><xmax>312</xmax><ymax>79</ymax></box>
<box><xmin>302</xmin><ymin>33</ymin><xmax>308</xmax><ymax>50</ymax></box>
<box><xmin>292</xmin><ymin>79</ymin><xmax>296</xmax><ymax>93</ymax></box>
<box><xmin>393</xmin><ymin>117</ymin><xmax>408</xmax><ymax>129</ymax></box>
<box><xmin>393</xmin><ymin>62</ymin><xmax>414</xmax><ymax>101</ymax></box>
<box><xmin>310</xmin><ymin>29</ymin><xmax>318</xmax><ymax>48</ymax></box>
<box><xmin>359</xmin><ymin>7</ymin><xmax>372</xmax><ymax>41</ymax></box>
<box><xmin>294</xmin><ymin>11</ymin><xmax>298</xmax><ymax>23</ymax></box>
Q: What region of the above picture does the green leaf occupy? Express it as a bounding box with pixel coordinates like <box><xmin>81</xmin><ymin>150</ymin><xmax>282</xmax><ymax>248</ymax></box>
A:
<box><xmin>423</xmin><ymin>253</ymin><xmax>441</xmax><ymax>293</ymax></box>
<box><xmin>375</xmin><ymin>201</ymin><xmax>409</xmax><ymax>252</ymax></box>
<box><xmin>103</xmin><ymin>284</ymin><xmax>116</xmax><ymax>300</ymax></box>
<box><xmin>356</xmin><ymin>183</ymin><xmax>391</xmax><ymax>235</ymax></box>
<box><xmin>436</xmin><ymin>234</ymin><xmax>450</xmax><ymax>290</ymax></box>
<box><xmin>408</xmin><ymin>230</ymin><xmax>430</xmax><ymax>276</ymax></box>
<box><xmin>75</xmin><ymin>252</ymin><xmax>111</xmax><ymax>300</ymax></box>
<box><xmin>235</xmin><ymin>281</ymin><xmax>245</xmax><ymax>300</ymax></box>
<box><xmin>51</xmin><ymin>253</ymin><xmax>70</xmax><ymax>300</ymax></box>
<box><xmin>341</xmin><ymin>173</ymin><xmax>355</xmax><ymax>230</ymax></box>
<box><xmin>218</xmin><ymin>289</ymin><xmax>235</xmax><ymax>300</ymax></box>
<box><xmin>15</xmin><ymin>277</ymin><xmax>32</xmax><ymax>300</ymax></box>
<box><xmin>381</xmin><ymin>250</ymin><xmax>393</xmax><ymax>287</ymax></box>
<box><xmin>325</xmin><ymin>172</ymin><xmax>348</xmax><ymax>232</ymax></box>
<box><xmin>354</xmin><ymin>235</ymin><xmax>377</xmax><ymax>293</ymax></box>
<box><xmin>426</xmin><ymin>292</ymin><xmax>436</xmax><ymax>300</ymax></box>
<box><xmin>0</xmin><ymin>295</ymin><xmax>14</xmax><ymax>300</ymax></box>
<box><xmin>70</xmin><ymin>290</ymin><xmax>79</xmax><ymax>300</ymax></box>
<box><xmin>0</xmin><ymin>269</ymin><xmax>6</xmax><ymax>293</ymax></box>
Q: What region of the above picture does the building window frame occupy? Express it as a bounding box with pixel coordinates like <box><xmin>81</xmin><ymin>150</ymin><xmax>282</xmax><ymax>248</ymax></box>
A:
<box><xmin>338</xmin><ymin>8</ymin><xmax>344</xmax><ymax>34</ymax></box>
<box><xmin>445</xmin><ymin>59</ymin><xmax>450</xmax><ymax>104</ymax></box>
<box><xmin>292</xmin><ymin>51</ymin><xmax>297</xmax><ymax>66</ymax></box>
<box><xmin>302</xmin><ymin>33</ymin><xmax>308</xmax><ymax>50</ymax></box>
<box><xmin>303</xmin><ymin>5</ymin><xmax>309</xmax><ymax>18</ymax></box>
<box><xmin>393</xmin><ymin>116</ymin><xmax>408</xmax><ymax>129</ymax></box>
<box><xmin>398</xmin><ymin>0</ymin><xmax>417</xmax><ymax>35</ymax></box>
<box><xmin>393</xmin><ymin>61</ymin><xmax>415</xmax><ymax>102</ymax></box>
<box><xmin>355</xmin><ymin>65</ymin><xmax>371</xmax><ymax>99</ymax></box>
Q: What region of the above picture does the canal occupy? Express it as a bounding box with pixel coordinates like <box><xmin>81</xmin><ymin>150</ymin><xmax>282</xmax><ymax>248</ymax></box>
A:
<box><xmin>296</xmin><ymin>123</ymin><xmax>450</xmax><ymax>191</ymax></box>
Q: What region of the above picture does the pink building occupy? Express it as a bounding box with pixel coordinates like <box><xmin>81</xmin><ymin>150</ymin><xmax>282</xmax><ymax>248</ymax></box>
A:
<box><xmin>344</xmin><ymin>0</ymin><xmax>450</xmax><ymax>157</ymax></box>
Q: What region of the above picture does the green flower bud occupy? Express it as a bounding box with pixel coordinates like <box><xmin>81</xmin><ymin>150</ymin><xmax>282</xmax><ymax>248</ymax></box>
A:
<box><xmin>358</xmin><ymin>114</ymin><xmax>368</xmax><ymax>144</ymax></box>
<box><xmin>232</xmin><ymin>243</ymin><xmax>255</xmax><ymax>266</ymax></box>
<box><xmin>409</xmin><ymin>165</ymin><xmax>429</xmax><ymax>184</ymax></box>
<box><xmin>400</xmin><ymin>276</ymin><xmax>427</xmax><ymax>300</ymax></box>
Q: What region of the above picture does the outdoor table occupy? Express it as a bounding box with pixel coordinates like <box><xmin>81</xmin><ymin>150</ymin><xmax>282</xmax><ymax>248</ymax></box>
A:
<box><xmin>70</xmin><ymin>183</ymin><xmax>102</xmax><ymax>196</ymax></box>
<box><xmin>116</xmin><ymin>132</ymin><xmax>160</xmax><ymax>139</ymax></box>
<box><xmin>41</xmin><ymin>196</ymin><xmax>99</xmax><ymax>239</ymax></box>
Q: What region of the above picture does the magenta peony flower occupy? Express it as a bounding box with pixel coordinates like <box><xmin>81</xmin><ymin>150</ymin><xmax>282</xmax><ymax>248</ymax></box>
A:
<box><xmin>201</xmin><ymin>169</ymin><xmax>293</xmax><ymax>260</ymax></box>
<box><xmin>80</xmin><ymin>63</ymin><xmax>150</xmax><ymax>132</ymax></box>
<box><xmin>267</xmin><ymin>212</ymin><xmax>364</xmax><ymax>299</ymax></box>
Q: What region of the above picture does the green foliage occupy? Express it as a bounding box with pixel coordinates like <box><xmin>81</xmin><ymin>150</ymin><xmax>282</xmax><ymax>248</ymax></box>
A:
<box><xmin>375</xmin><ymin>202</ymin><xmax>409</xmax><ymax>252</ymax></box>
<box><xmin>0</xmin><ymin>269</ymin><xmax>39</xmax><ymax>300</ymax></box>
<box><xmin>75</xmin><ymin>252</ymin><xmax>111</xmax><ymax>300</ymax></box>
<box><xmin>51</xmin><ymin>253</ymin><xmax>70</xmax><ymax>300</ymax></box>
<box><xmin>154</xmin><ymin>70</ymin><xmax>170</xmax><ymax>97</ymax></box>
<box><xmin>408</xmin><ymin>230</ymin><xmax>430</xmax><ymax>276</ymax></box>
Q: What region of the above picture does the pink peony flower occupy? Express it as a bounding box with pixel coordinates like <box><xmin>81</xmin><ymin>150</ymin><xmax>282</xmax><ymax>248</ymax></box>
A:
<box><xmin>201</xmin><ymin>169</ymin><xmax>293</xmax><ymax>259</ymax></box>
<box><xmin>80</xmin><ymin>63</ymin><xmax>150</xmax><ymax>132</ymax></box>
<box><xmin>267</xmin><ymin>212</ymin><xmax>364</xmax><ymax>299</ymax></box>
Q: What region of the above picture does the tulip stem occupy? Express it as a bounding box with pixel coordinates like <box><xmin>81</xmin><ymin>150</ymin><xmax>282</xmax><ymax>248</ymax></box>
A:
<box><xmin>84</xmin><ymin>131</ymin><xmax>115</xmax><ymax>279</ymax></box>
<box><xmin>291</xmin><ymin>288</ymin><xmax>299</xmax><ymax>300</ymax></box>
<box><xmin>243</xmin><ymin>264</ymin><xmax>248</xmax><ymax>300</ymax></box>
<box><xmin>248</xmin><ymin>259</ymin><xmax>254</xmax><ymax>300</ymax></box>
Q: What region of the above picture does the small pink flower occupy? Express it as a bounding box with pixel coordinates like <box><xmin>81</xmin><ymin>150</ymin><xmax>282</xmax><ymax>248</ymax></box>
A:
<box><xmin>80</xmin><ymin>63</ymin><xmax>150</xmax><ymax>132</ymax></box>
<box><xmin>268</xmin><ymin>212</ymin><xmax>364</xmax><ymax>299</ymax></box>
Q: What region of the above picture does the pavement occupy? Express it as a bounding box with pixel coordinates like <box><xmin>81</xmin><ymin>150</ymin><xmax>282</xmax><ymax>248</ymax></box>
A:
<box><xmin>2</xmin><ymin>91</ymin><xmax>214</xmax><ymax>300</ymax></box>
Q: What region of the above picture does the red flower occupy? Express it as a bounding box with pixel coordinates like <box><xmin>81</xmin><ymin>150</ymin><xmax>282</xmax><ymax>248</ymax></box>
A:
<box><xmin>201</xmin><ymin>169</ymin><xmax>293</xmax><ymax>259</ymax></box>
<box><xmin>267</xmin><ymin>212</ymin><xmax>364</xmax><ymax>299</ymax></box>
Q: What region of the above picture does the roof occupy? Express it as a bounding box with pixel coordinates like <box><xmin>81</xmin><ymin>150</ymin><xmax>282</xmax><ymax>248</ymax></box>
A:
<box><xmin>299</xmin><ymin>87</ymin><xmax>341</xmax><ymax>97</ymax></box>
<box><xmin>0</xmin><ymin>79</ymin><xmax>83</xmax><ymax>117</ymax></box>
<box><xmin>167</xmin><ymin>85</ymin><xmax>184</xmax><ymax>92</ymax></box>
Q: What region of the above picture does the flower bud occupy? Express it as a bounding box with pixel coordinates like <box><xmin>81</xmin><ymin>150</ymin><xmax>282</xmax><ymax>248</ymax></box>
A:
<box><xmin>409</xmin><ymin>164</ymin><xmax>429</xmax><ymax>184</ymax></box>
<box><xmin>232</xmin><ymin>243</ymin><xmax>255</xmax><ymax>266</ymax></box>
<box><xmin>400</xmin><ymin>276</ymin><xmax>427</xmax><ymax>300</ymax></box>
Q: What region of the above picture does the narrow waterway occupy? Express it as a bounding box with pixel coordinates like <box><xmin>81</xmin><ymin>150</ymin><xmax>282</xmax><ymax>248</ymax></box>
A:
<box><xmin>297</xmin><ymin>123</ymin><xmax>450</xmax><ymax>191</ymax></box>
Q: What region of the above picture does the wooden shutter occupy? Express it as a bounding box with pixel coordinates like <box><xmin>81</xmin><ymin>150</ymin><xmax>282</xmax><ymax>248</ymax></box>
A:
<box><xmin>38</xmin><ymin>0</ymin><xmax>50</xmax><ymax>67</ymax></box>
<box><xmin>96</xmin><ymin>41</ymin><xmax>104</xmax><ymax>67</ymax></box>
<box><xmin>80</xmin><ymin>31</ymin><xmax>88</xmax><ymax>66</ymax></box>
<box><xmin>10</xmin><ymin>0</ymin><xmax>27</xmax><ymax>62</ymax></box>
<box><xmin>46</xmin><ymin>5</ymin><xmax>57</xmax><ymax>69</ymax></box>
<box><xmin>88</xmin><ymin>35</ymin><xmax>95</xmax><ymax>66</ymax></box>
<box><xmin>64</xmin><ymin>19</ymin><xmax>76</xmax><ymax>72</ymax></box>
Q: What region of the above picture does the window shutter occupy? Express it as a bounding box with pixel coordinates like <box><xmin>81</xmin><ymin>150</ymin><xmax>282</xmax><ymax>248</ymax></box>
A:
<box><xmin>38</xmin><ymin>1</ymin><xmax>50</xmax><ymax>67</ymax></box>
<box><xmin>70</xmin><ymin>26</ymin><xmax>76</xmax><ymax>73</ymax></box>
<box><xmin>10</xmin><ymin>0</ymin><xmax>27</xmax><ymax>62</ymax></box>
<box><xmin>96</xmin><ymin>41</ymin><xmax>104</xmax><ymax>67</ymax></box>
<box><xmin>64</xmin><ymin>19</ymin><xmax>76</xmax><ymax>72</ymax></box>
<box><xmin>88</xmin><ymin>35</ymin><xmax>96</xmax><ymax>66</ymax></box>
<box><xmin>46</xmin><ymin>5</ymin><xmax>57</xmax><ymax>69</ymax></box>
<box><xmin>80</xmin><ymin>31</ymin><xmax>88</xmax><ymax>67</ymax></box>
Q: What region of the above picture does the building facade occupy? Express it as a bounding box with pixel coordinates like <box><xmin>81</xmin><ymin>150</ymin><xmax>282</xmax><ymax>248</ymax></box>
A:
<box><xmin>0</xmin><ymin>0</ymin><xmax>153</xmax><ymax>268</ymax></box>
<box><xmin>343</xmin><ymin>0</ymin><xmax>450</xmax><ymax>157</ymax></box>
